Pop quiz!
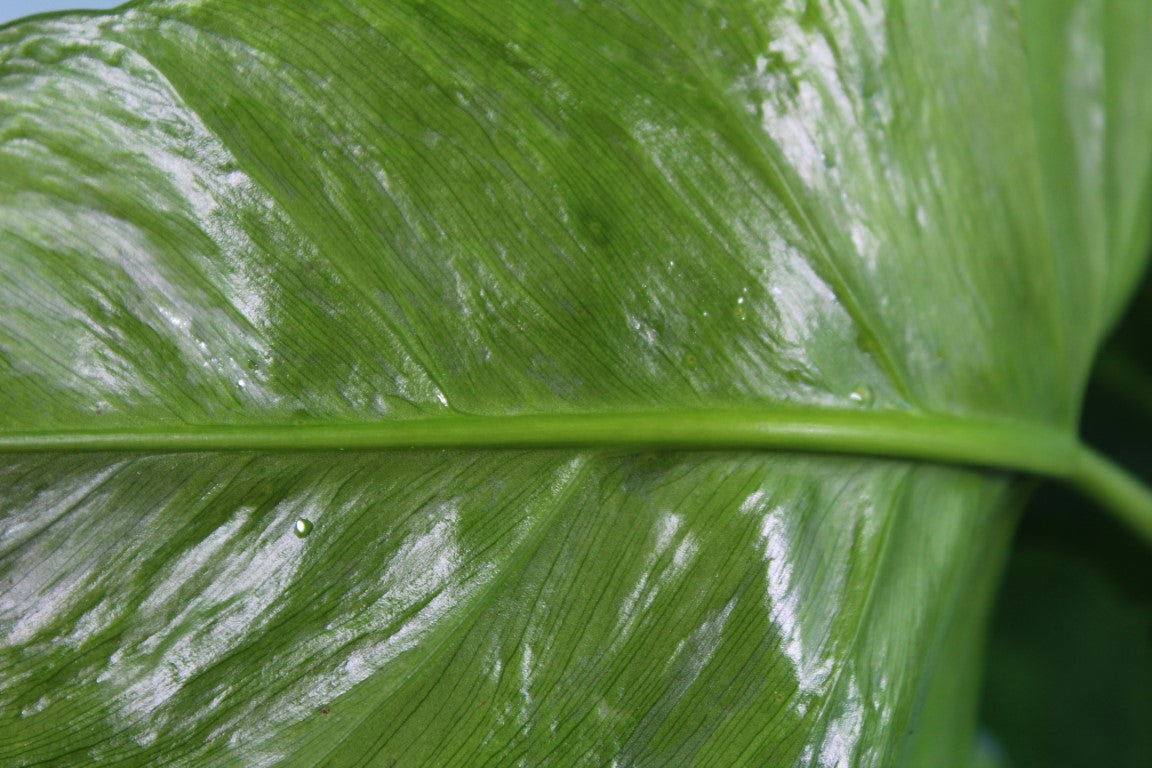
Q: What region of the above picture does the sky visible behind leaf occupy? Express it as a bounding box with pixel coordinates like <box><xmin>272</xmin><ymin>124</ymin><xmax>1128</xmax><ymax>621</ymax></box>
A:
<box><xmin>0</xmin><ymin>0</ymin><xmax>118</xmax><ymax>25</ymax></box>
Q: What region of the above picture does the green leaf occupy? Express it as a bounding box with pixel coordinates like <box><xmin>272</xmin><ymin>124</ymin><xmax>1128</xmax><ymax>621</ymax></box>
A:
<box><xmin>1</xmin><ymin>1</ymin><xmax>1150</xmax><ymax>765</ymax></box>
<box><xmin>981</xmin><ymin>261</ymin><xmax>1152</xmax><ymax>768</ymax></box>
<box><xmin>983</xmin><ymin>488</ymin><xmax>1152</xmax><ymax>768</ymax></box>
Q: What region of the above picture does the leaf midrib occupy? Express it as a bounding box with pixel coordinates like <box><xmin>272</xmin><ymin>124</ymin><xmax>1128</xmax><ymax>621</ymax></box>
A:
<box><xmin>0</xmin><ymin>407</ymin><xmax>1073</xmax><ymax>470</ymax></box>
<box><xmin>7</xmin><ymin>407</ymin><xmax>1151</xmax><ymax>545</ymax></box>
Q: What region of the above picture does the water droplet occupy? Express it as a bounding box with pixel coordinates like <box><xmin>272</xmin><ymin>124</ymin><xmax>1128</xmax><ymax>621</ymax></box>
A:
<box><xmin>237</xmin><ymin>379</ymin><xmax>247</xmax><ymax>389</ymax></box>
<box><xmin>848</xmin><ymin>386</ymin><xmax>875</xmax><ymax>406</ymax></box>
<box><xmin>293</xmin><ymin>518</ymin><xmax>314</xmax><ymax>538</ymax></box>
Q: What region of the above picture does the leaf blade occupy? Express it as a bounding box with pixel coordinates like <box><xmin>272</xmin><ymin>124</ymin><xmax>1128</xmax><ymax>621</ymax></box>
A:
<box><xmin>1</xmin><ymin>1</ymin><xmax>1151</xmax><ymax>765</ymax></box>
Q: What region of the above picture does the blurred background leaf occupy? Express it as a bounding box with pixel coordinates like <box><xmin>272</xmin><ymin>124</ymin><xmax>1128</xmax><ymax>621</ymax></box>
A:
<box><xmin>982</xmin><ymin>262</ymin><xmax>1152</xmax><ymax>768</ymax></box>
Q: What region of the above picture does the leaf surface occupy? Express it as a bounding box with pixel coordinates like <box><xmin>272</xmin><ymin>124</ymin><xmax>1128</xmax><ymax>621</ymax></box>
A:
<box><xmin>0</xmin><ymin>1</ymin><xmax>1150</xmax><ymax>765</ymax></box>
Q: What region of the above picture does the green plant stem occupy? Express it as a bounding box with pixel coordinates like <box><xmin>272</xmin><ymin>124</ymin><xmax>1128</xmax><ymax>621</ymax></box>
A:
<box><xmin>2</xmin><ymin>407</ymin><xmax>1149</xmax><ymax>545</ymax></box>
<box><xmin>1072</xmin><ymin>447</ymin><xmax>1152</xmax><ymax>544</ymax></box>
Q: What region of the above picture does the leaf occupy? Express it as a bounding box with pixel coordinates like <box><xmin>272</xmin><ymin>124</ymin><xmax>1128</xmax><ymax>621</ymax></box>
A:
<box><xmin>983</xmin><ymin>490</ymin><xmax>1152</xmax><ymax>768</ymax></box>
<box><xmin>0</xmin><ymin>1</ymin><xmax>1150</xmax><ymax>765</ymax></box>
<box><xmin>980</xmin><ymin>261</ymin><xmax>1152</xmax><ymax>768</ymax></box>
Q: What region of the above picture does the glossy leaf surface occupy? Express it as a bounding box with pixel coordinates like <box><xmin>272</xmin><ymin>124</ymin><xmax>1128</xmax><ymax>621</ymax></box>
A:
<box><xmin>0</xmin><ymin>1</ymin><xmax>1150</xmax><ymax>765</ymax></box>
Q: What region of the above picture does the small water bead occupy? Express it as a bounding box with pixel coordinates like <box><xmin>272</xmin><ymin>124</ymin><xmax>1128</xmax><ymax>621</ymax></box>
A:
<box><xmin>293</xmin><ymin>518</ymin><xmax>314</xmax><ymax>538</ymax></box>
<box><xmin>848</xmin><ymin>385</ymin><xmax>875</xmax><ymax>406</ymax></box>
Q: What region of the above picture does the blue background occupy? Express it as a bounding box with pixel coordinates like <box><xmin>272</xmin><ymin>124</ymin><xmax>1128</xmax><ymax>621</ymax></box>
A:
<box><xmin>1</xmin><ymin>1</ymin><xmax>121</xmax><ymax>25</ymax></box>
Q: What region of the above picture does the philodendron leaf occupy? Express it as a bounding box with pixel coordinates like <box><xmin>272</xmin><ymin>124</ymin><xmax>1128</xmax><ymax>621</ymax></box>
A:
<box><xmin>1</xmin><ymin>1</ymin><xmax>1150</xmax><ymax>766</ymax></box>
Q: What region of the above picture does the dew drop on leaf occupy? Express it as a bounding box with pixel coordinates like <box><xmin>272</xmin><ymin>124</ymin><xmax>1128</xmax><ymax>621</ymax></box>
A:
<box><xmin>293</xmin><ymin>518</ymin><xmax>314</xmax><ymax>538</ymax></box>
